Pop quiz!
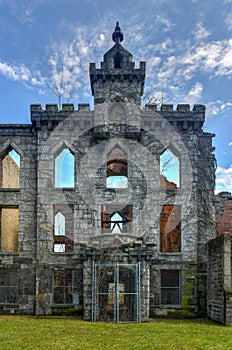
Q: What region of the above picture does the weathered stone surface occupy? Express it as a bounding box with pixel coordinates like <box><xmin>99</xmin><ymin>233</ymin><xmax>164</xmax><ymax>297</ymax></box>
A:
<box><xmin>0</xmin><ymin>22</ymin><xmax>230</xmax><ymax>324</ymax></box>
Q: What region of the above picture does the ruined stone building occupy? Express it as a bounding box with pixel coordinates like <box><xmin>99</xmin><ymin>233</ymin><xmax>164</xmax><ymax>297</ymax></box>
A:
<box><xmin>0</xmin><ymin>23</ymin><xmax>231</xmax><ymax>324</ymax></box>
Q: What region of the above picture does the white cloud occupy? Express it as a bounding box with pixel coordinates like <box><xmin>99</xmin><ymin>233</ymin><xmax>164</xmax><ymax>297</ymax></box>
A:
<box><xmin>180</xmin><ymin>39</ymin><xmax>232</xmax><ymax>78</ymax></box>
<box><xmin>216</xmin><ymin>166</ymin><xmax>232</xmax><ymax>193</ymax></box>
<box><xmin>0</xmin><ymin>62</ymin><xmax>20</xmax><ymax>81</ymax></box>
<box><xmin>194</xmin><ymin>22</ymin><xmax>211</xmax><ymax>41</ymax></box>
<box><xmin>184</xmin><ymin>82</ymin><xmax>203</xmax><ymax>105</ymax></box>
<box><xmin>157</xmin><ymin>15</ymin><xmax>175</xmax><ymax>33</ymax></box>
<box><xmin>0</xmin><ymin>61</ymin><xmax>44</xmax><ymax>86</ymax></box>
<box><xmin>205</xmin><ymin>100</ymin><xmax>232</xmax><ymax>118</ymax></box>
<box><xmin>205</xmin><ymin>100</ymin><xmax>223</xmax><ymax>117</ymax></box>
<box><xmin>229</xmin><ymin>142</ymin><xmax>232</xmax><ymax>146</ymax></box>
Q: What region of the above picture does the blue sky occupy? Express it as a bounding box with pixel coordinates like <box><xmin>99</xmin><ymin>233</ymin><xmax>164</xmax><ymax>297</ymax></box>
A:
<box><xmin>0</xmin><ymin>0</ymin><xmax>231</xmax><ymax>193</ymax></box>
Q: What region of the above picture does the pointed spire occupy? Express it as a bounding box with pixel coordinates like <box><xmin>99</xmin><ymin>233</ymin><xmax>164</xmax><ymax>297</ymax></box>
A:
<box><xmin>112</xmin><ymin>21</ymin><xmax>124</xmax><ymax>44</ymax></box>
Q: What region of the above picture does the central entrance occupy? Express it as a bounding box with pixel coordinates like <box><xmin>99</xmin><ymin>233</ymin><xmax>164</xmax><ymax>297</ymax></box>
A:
<box><xmin>92</xmin><ymin>263</ymin><xmax>140</xmax><ymax>322</ymax></box>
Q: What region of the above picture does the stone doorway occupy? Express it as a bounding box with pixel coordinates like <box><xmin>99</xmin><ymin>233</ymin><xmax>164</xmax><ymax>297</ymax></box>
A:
<box><xmin>92</xmin><ymin>263</ymin><xmax>140</xmax><ymax>322</ymax></box>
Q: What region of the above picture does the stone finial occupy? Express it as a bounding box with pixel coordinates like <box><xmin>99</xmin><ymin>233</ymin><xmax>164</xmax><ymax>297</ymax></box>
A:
<box><xmin>112</xmin><ymin>21</ymin><xmax>123</xmax><ymax>44</ymax></box>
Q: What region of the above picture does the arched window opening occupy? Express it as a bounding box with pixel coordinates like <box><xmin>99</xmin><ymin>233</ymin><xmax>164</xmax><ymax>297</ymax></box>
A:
<box><xmin>0</xmin><ymin>148</ymin><xmax>20</xmax><ymax>188</ymax></box>
<box><xmin>55</xmin><ymin>148</ymin><xmax>74</xmax><ymax>188</ymax></box>
<box><xmin>111</xmin><ymin>212</ymin><xmax>123</xmax><ymax>233</ymax></box>
<box><xmin>106</xmin><ymin>146</ymin><xmax>128</xmax><ymax>189</ymax></box>
<box><xmin>160</xmin><ymin>149</ymin><xmax>180</xmax><ymax>188</ymax></box>
<box><xmin>53</xmin><ymin>205</ymin><xmax>74</xmax><ymax>253</ymax></box>
<box><xmin>54</xmin><ymin>212</ymin><xmax>65</xmax><ymax>236</ymax></box>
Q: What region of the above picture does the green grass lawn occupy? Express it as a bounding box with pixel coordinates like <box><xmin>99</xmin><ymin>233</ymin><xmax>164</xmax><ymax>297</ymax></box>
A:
<box><xmin>0</xmin><ymin>317</ymin><xmax>231</xmax><ymax>350</ymax></box>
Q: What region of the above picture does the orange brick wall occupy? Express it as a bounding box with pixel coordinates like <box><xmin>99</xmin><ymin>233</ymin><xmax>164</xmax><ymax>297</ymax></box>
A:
<box><xmin>216</xmin><ymin>197</ymin><xmax>232</xmax><ymax>236</ymax></box>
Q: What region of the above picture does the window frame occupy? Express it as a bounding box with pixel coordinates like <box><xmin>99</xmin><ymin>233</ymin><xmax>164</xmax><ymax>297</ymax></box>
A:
<box><xmin>160</xmin><ymin>269</ymin><xmax>181</xmax><ymax>307</ymax></box>
<box><xmin>53</xmin><ymin>205</ymin><xmax>74</xmax><ymax>253</ymax></box>
<box><xmin>0</xmin><ymin>206</ymin><xmax>19</xmax><ymax>253</ymax></box>
<box><xmin>54</xmin><ymin>148</ymin><xmax>75</xmax><ymax>189</ymax></box>
<box><xmin>0</xmin><ymin>269</ymin><xmax>18</xmax><ymax>304</ymax></box>
<box><xmin>160</xmin><ymin>205</ymin><xmax>181</xmax><ymax>253</ymax></box>
<box><xmin>53</xmin><ymin>269</ymin><xmax>73</xmax><ymax>305</ymax></box>
<box><xmin>160</xmin><ymin>148</ymin><xmax>180</xmax><ymax>189</ymax></box>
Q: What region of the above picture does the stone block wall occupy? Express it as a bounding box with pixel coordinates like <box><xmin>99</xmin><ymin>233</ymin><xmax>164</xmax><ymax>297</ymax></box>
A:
<box><xmin>207</xmin><ymin>233</ymin><xmax>232</xmax><ymax>324</ymax></box>
<box><xmin>0</xmin><ymin>125</ymin><xmax>37</xmax><ymax>315</ymax></box>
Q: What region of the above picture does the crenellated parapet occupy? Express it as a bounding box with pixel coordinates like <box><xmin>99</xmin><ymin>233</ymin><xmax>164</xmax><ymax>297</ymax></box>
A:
<box><xmin>143</xmin><ymin>103</ymin><xmax>206</xmax><ymax>132</ymax></box>
<box><xmin>30</xmin><ymin>103</ymin><xmax>92</xmax><ymax>130</ymax></box>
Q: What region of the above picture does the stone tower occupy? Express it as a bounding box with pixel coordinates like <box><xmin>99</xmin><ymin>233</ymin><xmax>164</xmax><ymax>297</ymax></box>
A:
<box><xmin>89</xmin><ymin>22</ymin><xmax>145</xmax><ymax>105</ymax></box>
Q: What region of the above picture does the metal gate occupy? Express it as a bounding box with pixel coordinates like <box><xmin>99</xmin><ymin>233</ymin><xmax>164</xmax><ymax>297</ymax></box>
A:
<box><xmin>92</xmin><ymin>262</ymin><xmax>140</xmax><ymax>322</ymax></box>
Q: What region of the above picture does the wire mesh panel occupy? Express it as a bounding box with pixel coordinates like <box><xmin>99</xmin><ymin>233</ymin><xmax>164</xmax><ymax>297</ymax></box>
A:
<box><xmin>0</xmin><ymin>269</ymin><xmax>18</xmax><ymax>304</ymax></box>
<box><xmin>0</xmin><ymin>286</ymin><xmax>18</xmax><ymax>303</ymax></box>
<box><xmin>93</xmin><ymin>263</ymin><xmax>140</xmax><ymax>322</ymax></box>
<box><xmin>53</xmin><ymin>270</ymin><xmax>73</xmax><ymax>304</ymax></box>
<box><xmin>160</xmin><ymin>270</ymin><xmax>180</xmax><ymax>305</ymax></box>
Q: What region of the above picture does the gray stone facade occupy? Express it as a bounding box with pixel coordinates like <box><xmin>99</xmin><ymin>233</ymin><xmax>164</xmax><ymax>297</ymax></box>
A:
<box><xmin>0</xmin><ymin>22</ymin><xmax>231</xmax><ymax>323</ymax></box>
<box><xmin>208</xmin><ymin>233</ymin><xmax>232</xmax><ymax>325</ymax></box>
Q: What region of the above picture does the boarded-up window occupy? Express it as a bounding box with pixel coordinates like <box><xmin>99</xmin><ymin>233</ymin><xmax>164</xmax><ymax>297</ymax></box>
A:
<box><xmin>160</xmin><ymin>270</ymin><xmax>180</xmax><ymax>305</ymax></box>
<box><xmin>0</xmin><ymin>207</ymin><xmax>19</xmax><ymax>252</ymax></box>
<box><xmin>160</xmin><ymin>205</ymin><xmax>181</xmax><ymax>252</ymax></box>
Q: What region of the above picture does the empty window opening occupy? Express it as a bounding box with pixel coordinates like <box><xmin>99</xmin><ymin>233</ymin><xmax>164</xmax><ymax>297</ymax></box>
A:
<box><xmin>106</xmin><ymin>146</ymin><xmax>128</xmax><ymax>189</ymax></box>
<box><xmin>160</xmin><ymin>270</ymin><xmax>180</xmax><ymax>305</ymax></box>
<box><xmin>0</xmin><ymin>269</ymin><xmax>18</xmax><ymax>304</ymax></box>
<box><xmin>53</xmin><ymin>270</ymin><xmax>73</xmax><ymax>304</ymax></box>
<box><xmin>54</xmin><ymin>243</ymin><xmax>65</xmax><ymax>253</ymax></box>
<box><xmin>114</xmin><ymin>52</ymin><xmax>123</xmax><ymax>68</ymax></box>
<box><xmin>111</xmin><ymin>212</ymin><xmax>123</xmax><ymax>233</ymax></box>
<box><xmin>101</xmin><ymin>205</ymin><xmax>133</xmax><ymax>234</ymax></box>
<box><xmin>55</xmin><ymin>148</ymin><xmax>74</xmax><ymax>188</ymax></box>
<box><xmin>160</xmin><ymin>149</ymin><xmax>179</xmax><ymax>188</ymax></box>
<box><xmin>53</xmin><ymin>205</ymin><xmax>74</xmax><ymax>253</ymax></box>
<box><xmin>0</xmin><ymin>207</ymin><xmax>19</xmax><ymax>252</ymax></box>
<box><xmin>0</xmin><ymin>148</ymin><xmax>20</xmax><ymax>188</ymax></box>
<box><xmin>106</xmin><ymin>176</ymin><xmax>128</xmax><ymax>188</ymax></box>
<box><xmin>160</xmin><ymin>205</ymin><xmax>181</xmax><ymax>252</ymax></box>
<box><xmin>54</xmin><ymin>212</ymin><xmax>65</xmax><ymax>236</ymax></box>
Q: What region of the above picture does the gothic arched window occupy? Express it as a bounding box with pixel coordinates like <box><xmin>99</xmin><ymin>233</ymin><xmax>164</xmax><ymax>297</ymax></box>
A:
<box><xmin>54</xmin><ymin>211</ymin><xmax>65</xmax><ymax>236</ymax></box>
<box><xmin>160</xmin><ymin>149</ymin><xmax>180</xmax><ymax>188</ymax></box>
<box><xmin>0</xmin><ymin>148</ymin><xmax>20</xmax><ymax>188</ymax></box>
<box><xmin>110</xmin><ymin>212</ymin><xmax>123</xmax><ymax>233</ymax></box>
<box><xmin>55</xmin><ymin>148</ymin><xmax>74</xmax><ymax>188</ymax></box>
<box><xmin>106</xmin><ymin>146</ymin><xmax>128</xmax><ymax>188</ymax></box>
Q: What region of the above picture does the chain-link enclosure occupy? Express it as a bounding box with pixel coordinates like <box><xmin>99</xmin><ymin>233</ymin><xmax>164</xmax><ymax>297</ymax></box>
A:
<box><xmin>92</xmin><ymin>263</ymin><xmax>140</xmax><ymax>322</ymax></box>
